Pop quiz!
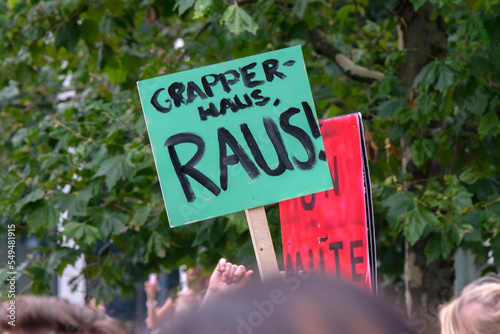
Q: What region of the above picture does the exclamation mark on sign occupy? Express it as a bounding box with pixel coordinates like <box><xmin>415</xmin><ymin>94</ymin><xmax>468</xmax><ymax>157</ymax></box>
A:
<box><xmin>302</xmin><ymin>101</ymin><xmax>326</xmax><ymax>161</ymax></box>
<box><xmin>302</xmin><ymin>101</ymin><xmax>321</xmax><ymax>139</ymax></box>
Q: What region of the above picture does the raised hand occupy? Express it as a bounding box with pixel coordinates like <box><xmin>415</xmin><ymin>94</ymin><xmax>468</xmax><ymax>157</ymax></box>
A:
<box><xmin>144</xmin><ymin>280</ymin><xmax>159</xmax><ymax>301</ymax></box>
<box><xmin>206</xmin><ymin>258</ymin><xmax>253</xmax><ymax>296</ymax></box>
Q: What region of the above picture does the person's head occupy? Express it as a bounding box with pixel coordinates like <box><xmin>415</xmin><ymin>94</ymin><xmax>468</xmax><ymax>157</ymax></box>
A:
<box><xmin>168</xmin><ymin>274</ymin><xmax>415</xmax><ymax>334</ymax></box>
<box><xmin>0</xmin><ymin>295</ymin><xmax>130</xmax><ymax>334</ymax></box>
<box><xmin>439</xmin><ymin>274</ymin><xmax>500</xmax><ymax>334</ymax></box>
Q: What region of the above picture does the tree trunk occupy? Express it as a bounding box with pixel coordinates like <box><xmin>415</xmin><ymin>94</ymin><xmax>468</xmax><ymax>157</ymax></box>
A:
<box><xmin>395</xmin><ymin>1</ymin><xmax>447</xmax><ymax>87</ymax></box>
<box><xmin>395</xmin><ymin>2</ymin><xmax>454</xmax><ymax>334</ymax></box>
<box><xmin>404</xmin><ymin>238</ymin><xmax>455</xmax><ymax>333</ymax></box>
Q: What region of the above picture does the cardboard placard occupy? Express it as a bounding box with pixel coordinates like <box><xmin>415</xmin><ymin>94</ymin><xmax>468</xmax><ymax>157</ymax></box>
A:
<box><xmin>279</xmin><ymin>113</ymin><xmax>377</xmax><ymax>293</ymax></box>
<box><xmin>137</xmin><ymin>46</ymin><xmax>333</xmax><ymax>227</ymax></box>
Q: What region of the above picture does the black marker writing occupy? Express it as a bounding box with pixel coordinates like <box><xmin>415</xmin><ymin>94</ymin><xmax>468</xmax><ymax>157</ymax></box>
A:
<box><xmin>164</xmin><ymin>133</ymin><xmax>221</xmax><ymax>202</ymax></box>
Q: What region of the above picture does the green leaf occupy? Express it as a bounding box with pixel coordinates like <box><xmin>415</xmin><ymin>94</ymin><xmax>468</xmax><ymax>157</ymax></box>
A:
<box><xmin>413</xmin><ymin>62</ymin><xmax>438</xmax><ymax>90</ymax></box>
<box><xmin>405</xmin><ymin>205</ymin><xmax>439</xmax><ymax>245</ymax></box>
<box><xmin>454</xmin><ymin>210</ymin><xmax>487</xmax><ymax>244</ymax></box>
<box><xmin>405</xmin><ymin>210</ymin><xmax>424</xmax><ymax>244</ymax></box>
<box><xmin>410</xmin><ymin>141</ymin><xmax>426</xmax><ymax>168</ymax></box>
<box><xmin>411</xmin><ymin>138</ymin><xmax>436</xmax><ymax>168</ymax></box>
<box><xmin>100</xmin><ymin>210</ymin><xmax>128</xmax><ymax>235</ymax></box>
<box><xmin>193</xmin><ymin>0</ymin><xmax>214</xmax><ymax>19</ymax></box>
<box><xmin>380</xmin><ymin>191</ymin><xmax>415</xmax><ymax>226</ymax></box>
<box><xmin>16</xmin><ymin>188</ymin><xmax>45</xmax><ymax>211</ymax></box>
<box><xmin>174</xmin><ymin>0</ymin><xmax>196</xmax><ymax>15</ymax></box>
<box><xmin>192</xmin><ymin>226</ymin><xmax>212</xmax><ymax>247</ymax></box>
<box><xmin>468</xmin><ymin>52</ymin><xmax>493</xmax><ymax>74</ymax></box>
<box><xmin>459</xmin><ymin>168</ymin><xmax>478</xmax><ymax>185</ymax></box>
<box><xmin>292</xmin><ymin>0</ymin><xmax>309</xmax><ymax>19</ymax></box>
<box><xmin>85</xmin><ymin>144</ymin><xmax>108</xmax><ymax>170</ymax></box>
<box><xmin>63</xmin><ymin>222</ymin><xmax>100</xmax><ymax>246</ymax></box>
<box><xmin>425</xmin><ymin>228</ymin><xmax>455</xmax><ymax>263</ymax></box>
<box><xmin>98</xmin><ymin>43</ymin><xmax>115</xmax><ymax>70</ymax></box>
<box><xmin>93</xmin><ymin>155</ymin><xmax>130</xmax><ymax>190</ymax></box>
<box><xmin>60</xmin><ymin>0</ymin><xmax>80</xmax><ymax>18</ymax></box>
<box><xmin>463</xmin><ymin>88</ymin><xmax>489</xmax><ymax>116</ymax></box>
<box><xmin>420</xmin><ymin>138</ymin><xmax>436</xmax><ymax>158</ymax></box>
<box><xmin>221</xmin><ymin>5</ymin><xmax>258</xmax><ymax>35</ymax></box>
<box><xmin>0</xmin><ymin>85</ymin><xmax>20</xmax><ymax>107</ymax></box>
<box><xmin>478</xmin><ymin>111</ymin><xmax>499</xmax><ymax>138</ymax></box>
<box><xmin>27</xmin><ymin>202</ymin><xmax>59</xmax><ymax>235</ymax></box>
<box><xmin>444</xmin><ymin>174</ymin><xmax>459</xmax><ymax>187</ymax></box>
<box><xmin>425</xmin><ymin>233</ymin><xmax>442</xmax><ymax>264</ymax></box>
<box><xmin>463</xmin><ymin>222</ymin><xmax>482</xmax><ymax>242</ymax></box>
<box><xmin>7</xmin><ymin>0</ymin><xmax>18</xmax><ymax>10</ymax></box>
<box><xmin>32</xmin><ymin>265</ymin><xmax>52</xmax><ymax>287</ymax></box>
<box><xmin>411</xmin><ymin>0</ymin><xmax>427</xmax><ymax>11</ymax></box>
<box><xmin>394</xmin><ymin>107</ymin><xmax>413</xmax><ymax>123</ymax></box>
<box><xmin>435</xmin><ymin>64</ymin><xmax>455</xmax><ymax>92</ymax></box>
<box><xmin>335</xmin><ymin>4</ymin><xmax>356</xmax><ymax>22</ymax></box>
<box><xmin>388</xmin><ymin>124</ymin><xmax>404</xmax><ymax>140</ymax></box>
<box><xmin>130</xmin><ymin>206</ymin><xmax>151</xmax><ymax>227</ymax></box>
<box><xmin>415</xmin><ymin>93</ymin><xmax>432</xmax><ymax>114</ymax></box>
<box><xmin>55</xmin><ymin>22</ymin><xmax>80</xmax><ymax>52</ymax></box>
<box><xmin>99</xmin><ymin>16</ymin><xmax>113</xmax><ymax>34</ymax></box>
<box><xmin>225</xmin><ymin>212</ymin><xmax>248</xmax><ymax>234</ymax></box>
<box><xmin>11</xmin><ymin>127</ymin><xmax>28</xmax><ymax>146</ymax></box>
<box><xmin>104</xmin><ymin>65</ymin><xmax>127</xmax><ymax>84</ymax></box>
<box><xmin>47</xmin><ymin>250</ymin><xmax>68</xmax><ymax>272</ymax></box>
<box><xmin>146</xmin><ymin>231</ymin><xmax>167</xmax><ymax>260</ymax></box>
<box><xmin>453</xmin><ymin>223</ymin><xmax>472</xmax><ymax>245</ymax></box>
<box><xmin>213</xmin><ymin>0</ymin><xmax>228</xmax><ymax>14</ymax></box>
<box><xmin>419</xmin><ymin>205</ymin><xmax>440</xmax><ymax>225</ymax></box>
<box><xmin>376</xmin><ymin>98</ymin><xmax>405</xmax><ymax>118</ymax></box>
<box><xmin>451</xmin><ymin>191</ymin><xmax>473</xmax><ymax>214</ymax></box>
<box><xmin>57</xmin><ymin>190</ymin><xmax>93</xmax><ymax>219</ymax></box>
<box><xmin>385</xmin><ymin>50</ymin><xmax>406</xmax><ymax>68</ymax></box>
<box><xmin>440</xmin><ymin>230</ymin><xmax>454</xmax><ymax>259</ymax></box>
<box><xmin>80</xmin><ymin>19</ymin><xmax>100</xmax><ymax>44</ymax></box>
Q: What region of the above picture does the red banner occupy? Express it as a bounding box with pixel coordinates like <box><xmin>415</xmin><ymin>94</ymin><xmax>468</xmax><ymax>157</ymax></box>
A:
<box><xmin>279</xmin><ymin>113</ymin><xmax>376</xmax><ymax>293</ymax></box>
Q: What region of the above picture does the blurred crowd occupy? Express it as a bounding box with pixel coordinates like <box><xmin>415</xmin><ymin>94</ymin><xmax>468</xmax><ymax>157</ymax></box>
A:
<box><xmin>1</xmin><ymin>260</ymin><xmax>499</xmax><ymax>334</ymax></box>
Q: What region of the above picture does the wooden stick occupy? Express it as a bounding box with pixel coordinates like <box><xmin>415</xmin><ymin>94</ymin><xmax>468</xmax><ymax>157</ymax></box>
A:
<box><xmin>245</xmin><ymin>206</ymin><xmax>279</xmax><ymax>280</ymax></box>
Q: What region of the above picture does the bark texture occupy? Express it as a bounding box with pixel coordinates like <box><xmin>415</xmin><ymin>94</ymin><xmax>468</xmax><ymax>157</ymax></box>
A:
<box><xmin>395</xmin><ymin>1</ymin><xmax>447</xmax><ymax>87</ymax></box>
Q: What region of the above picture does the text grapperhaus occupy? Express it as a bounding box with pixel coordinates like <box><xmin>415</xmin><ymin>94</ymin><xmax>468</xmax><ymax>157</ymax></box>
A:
<box><xmin>137</xmin><ymin>46</ymin><xmax>333</xmax><ymax>226</ymax></box>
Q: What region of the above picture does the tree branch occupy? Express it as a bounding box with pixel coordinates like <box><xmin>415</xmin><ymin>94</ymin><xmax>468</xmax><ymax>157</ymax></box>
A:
<box><xmin>308</xmin><ymin>28</ymin><xmax>385</xmax><ymax>83</ymax></box>
<box><xmin>53</xmin><ymin>119</ymin><xmax>89</xmax><ymax>141</ymax></box>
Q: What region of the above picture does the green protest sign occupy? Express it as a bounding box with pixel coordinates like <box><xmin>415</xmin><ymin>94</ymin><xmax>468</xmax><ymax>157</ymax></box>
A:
<box><xmin>137</xmin><ymin>46</ymin><xmax>333</xmax><ymax>227</ymax></box>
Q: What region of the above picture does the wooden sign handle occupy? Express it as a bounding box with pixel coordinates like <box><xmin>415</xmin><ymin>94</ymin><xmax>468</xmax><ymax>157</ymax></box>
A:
<box><xmin>245</xmin><ymin>206</ymin><xmax>280</xmax><ymax>280</ymax></box>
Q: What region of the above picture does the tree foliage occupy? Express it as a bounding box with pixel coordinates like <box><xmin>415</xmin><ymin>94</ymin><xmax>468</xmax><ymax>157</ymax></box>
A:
<box><xmin>1</xmin><ymin>0</ymin><xmax>499</xmax><ymax>307</ymax></box>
